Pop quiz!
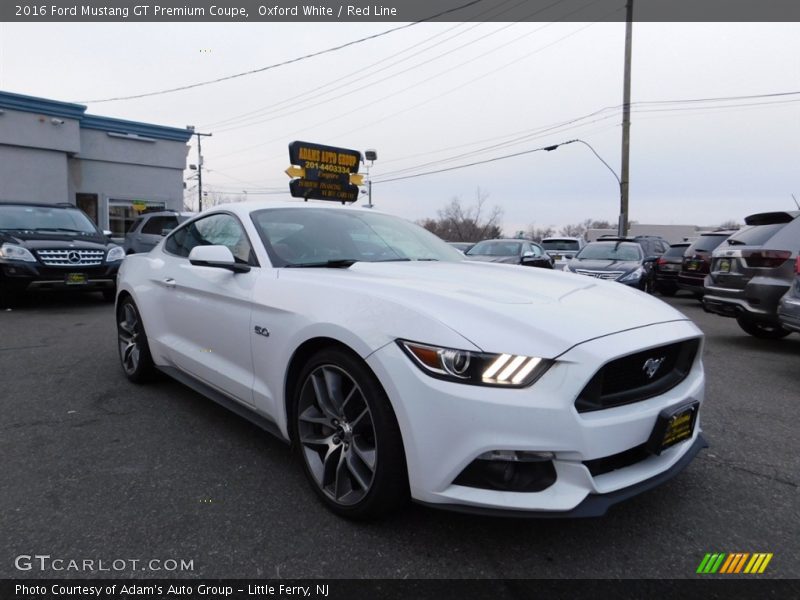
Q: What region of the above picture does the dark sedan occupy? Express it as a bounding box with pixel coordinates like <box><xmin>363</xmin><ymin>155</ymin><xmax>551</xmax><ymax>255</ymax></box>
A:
<box><xmin>654</xmin><ymin>242</ymin><xmax>690</xmax><ymax>296</ymax></box>
<box><xmin>464</xmin><ymin>239</ymin><xmax>553</xmax><ymax>269</ymax></box>
<box><xmin>563</xmin><ymin>240</ymin><xmax>654</xmax><ymax>292</ymax></box>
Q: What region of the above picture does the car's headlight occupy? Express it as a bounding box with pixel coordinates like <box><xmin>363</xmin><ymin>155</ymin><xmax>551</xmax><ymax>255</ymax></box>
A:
<box><xmin>398</xmin><ymin>340</ymin><xmax>552</xmax><ymax>387</ymax></box>
<box><xmin>106</xmin><ymin>246</ymin><xmax>126</xmax><ymax>262</ymax></box>
<box><xmin>619</xmin><ymin>266</ymin><xmax>645</xmax><ymax>282</ymax></box>
<box><xmin>0</xmin><ymin>243</ymin><xmax>36</xmax><ymax>262</ymax></box>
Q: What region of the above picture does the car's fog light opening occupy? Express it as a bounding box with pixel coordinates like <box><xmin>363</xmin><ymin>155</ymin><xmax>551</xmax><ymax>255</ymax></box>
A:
<box><xmin>453</xmin><ymin>451</ymin><xmax>557</xmax><ymax>492</ymax></box>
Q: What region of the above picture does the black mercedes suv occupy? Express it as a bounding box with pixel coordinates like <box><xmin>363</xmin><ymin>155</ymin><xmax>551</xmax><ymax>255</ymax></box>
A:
<box><xmin>0</xmin><ymin>202</ymin><xmax>125</xmax><ymax>306</ymax></box>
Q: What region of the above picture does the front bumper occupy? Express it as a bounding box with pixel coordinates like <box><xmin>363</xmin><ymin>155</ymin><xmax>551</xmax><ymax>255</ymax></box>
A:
<box><xmin>367</xmin><ymin>320</ymin><xmax>705</xmax><ymax>514</ymax></box>
<box><xmin>418</xmin><ymin>433</ymin><xmax>708</xmax><ymax>517</ymax></box>
<box><xmin>0</xmin><ymin>259</ymin><xmax>119</xmax><ymax>291</ymax></box>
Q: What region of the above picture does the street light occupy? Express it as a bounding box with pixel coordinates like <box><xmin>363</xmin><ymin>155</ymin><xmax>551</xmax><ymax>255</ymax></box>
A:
<box><xmin>363</xmin><ymin>149</ymin><xmax>377</xmax><ymax>209</ymax></box>
<box><xmin>546</xmin><ymin>139</ymin><xmax>626</xmax><ymax>236</ymax></box>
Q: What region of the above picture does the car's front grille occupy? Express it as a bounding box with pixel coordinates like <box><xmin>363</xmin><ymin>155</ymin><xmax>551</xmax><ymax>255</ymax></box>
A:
<box><xmin>574</xmin><ymin>269</ymin><xmax>625</xmax><ymax>280</ymax></box>
<box><xmin>36</xmin><ymin>249</ymin><xmax>105</xmax><ymax>266</ymax></box>
<box><xmin>575</xmin><ymin>338</ymin><xmax>700</xmax><ymax>413</ymax></box>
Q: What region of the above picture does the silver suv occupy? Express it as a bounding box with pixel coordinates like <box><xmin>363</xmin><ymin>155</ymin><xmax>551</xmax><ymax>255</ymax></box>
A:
<box><xmin>123</xmin><ymin>211</ymin><xmax>193</xmax><ymax>254</ymax></box>
<box><xmin>703</xmin><ymin>210</ymin><xmax>800</xmax><ymax>338</ymax></box>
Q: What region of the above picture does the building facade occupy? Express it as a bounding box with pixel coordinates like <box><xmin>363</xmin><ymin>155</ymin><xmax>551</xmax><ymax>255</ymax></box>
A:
<box><xmin>0</xmin><ymin>90</ymin><xmax>192</xmax><ymax>237</ymax></box>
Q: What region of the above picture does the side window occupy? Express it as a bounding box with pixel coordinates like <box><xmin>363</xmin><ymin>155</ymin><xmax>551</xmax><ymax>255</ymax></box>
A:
<box><xmin>165</xmin><ymin>213</ymin><xmax>254</xmax><ymax>264</ymax></box>
<box><xmin>142</xmin><ymin>216</ymin><xmax>178</xmax><ymax>235</ymax></box>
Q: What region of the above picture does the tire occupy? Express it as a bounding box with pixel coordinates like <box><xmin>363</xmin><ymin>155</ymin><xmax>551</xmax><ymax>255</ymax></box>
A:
<box><xmin>658</xmin><ymin>286</ymin><xmax>676</xmax><ymax>297</ymax></box>
<box><xmin>291</xmin><ymin>347</ymin><xmax>409</xmax><ymax>519</ymax></box>
<box><xmin>116</xmin><ymin>297</ymin><xmax>156</xmax><ymax>382</ymax></box>
<box><xmin>736</xmin><ymin>315</ymin><xmax>791</xmax><ymax>339</ymax></box>
<box><xmin>643</xmin><ymin>277</ymin><xmax>655</xmax><ymax>294</ymax></box>
<box><xmin>0</xmin><ymin>280</ymin><xmax>24</xmax><ymax>308</ymax></box>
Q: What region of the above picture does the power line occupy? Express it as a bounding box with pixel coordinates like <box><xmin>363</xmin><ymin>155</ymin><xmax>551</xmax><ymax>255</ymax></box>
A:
<box><xmin>75</xmin><ymin>0</ymin><xmax>487</xmax><ymax>104</ymax></box>
<box><xmin>200</xmin><ymin>0</ymin><xmax>531</xmax><ymax>130</ymax></box>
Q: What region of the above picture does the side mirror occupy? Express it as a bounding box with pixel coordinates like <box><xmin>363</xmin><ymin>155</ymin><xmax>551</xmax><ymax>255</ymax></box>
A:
<box><xmin>522</xmin><ymin>251</ymin><xmax>535</xmax><ymax>258</ymax></box>
<box><xmin>189</xmin><ymin>245</ymin><xmax>250</xmax><ymax>273</ymax></box>
<box><xmin>102</xmin><ymin>230</ymin><xmax>113</xmax><ymax>237</ymax></box>
<box><xmin>643</xmin><ymin>256</ymin><xmax>658</xmax><ymax>265</ymax></box>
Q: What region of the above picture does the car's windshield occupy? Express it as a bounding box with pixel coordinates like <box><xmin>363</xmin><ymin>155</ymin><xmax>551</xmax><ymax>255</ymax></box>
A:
<box><xmin>0</xmin><ymin>204</ymin><xmax>98</xmax><ymax>234</ymax></box>
<box><xmin>576</xmin><ymin>242</ymin><xmax>642</xmax><ymax>261</ymax></box>
<box><xmin>541</xmin><ymin>239</ymin><xmax>580</xmax><ymax>251</ymax></box>
<box><xmin>465</xmin><ymin>241</ymin><xmax>521</xmax><ymax>257</ymax></box>
<box><xmin>251</xmin><ymin>207</ymin><xmax>464</xmax><ymax>266</ymax></box>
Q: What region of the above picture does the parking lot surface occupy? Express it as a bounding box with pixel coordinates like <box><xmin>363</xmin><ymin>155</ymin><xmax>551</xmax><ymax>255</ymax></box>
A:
<box><xmin>1</xmin><ymin>292</ymin><xmax>798</xmax><ymax>579</ymax></box>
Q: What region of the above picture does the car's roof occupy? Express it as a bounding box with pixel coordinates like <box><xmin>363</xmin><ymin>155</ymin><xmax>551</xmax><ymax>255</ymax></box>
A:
<box><xmin>542</xmin><ymin>237</ymin><xmax>583</xmax><ymax>241</ymax></box>
<box><xmin>202</xmin><ymin>199</ymin><xmax>387</xmax><ymax>217</ymax></box>
<box><xmin>697</xmin><ymin>230</ymin><xmax>737</xmax><ymax>237</ymax></box>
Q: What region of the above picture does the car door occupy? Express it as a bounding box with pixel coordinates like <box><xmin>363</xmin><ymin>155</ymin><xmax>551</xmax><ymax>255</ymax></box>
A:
<box><xmin>159</xmin><ymin>212</ymin><xmax>260</xmax><ymax>405</ymax></box>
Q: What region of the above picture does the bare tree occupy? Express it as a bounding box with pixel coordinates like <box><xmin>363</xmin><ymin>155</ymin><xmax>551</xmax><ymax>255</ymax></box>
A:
<box><xmin>719</xmin><ymin>219</ymin><xmax>741</xmax><ymax>230</ymax></box>
<box><xmin>558</xmin><ymin>218</ymin><xmax>614</xmax><ymax>238</ymax></box>
<box><xmin>420</xmin><ymin>188</ymin><xmax>503</xmax><ymax>241</ymax></box>
<box><xmin>525</xmin><ymin>225</ymin><xmax>556</xmax><ymax>242</ymax></box>
<box><xmin>204</xmin><ymin>191</ymin><xmax>247</xmax><ymax>207</ymax></box>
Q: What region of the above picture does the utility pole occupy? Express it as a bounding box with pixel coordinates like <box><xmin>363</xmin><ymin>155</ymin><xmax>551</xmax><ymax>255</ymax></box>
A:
<box><xmin>187</xmin><ymin>127</ymin><xmax>212</xmax><ymax>212</ymax></box>
<box><xmin>619</xmin><ymin>0</ymin><xmax>633</xmax><ymax>236</ymax></box>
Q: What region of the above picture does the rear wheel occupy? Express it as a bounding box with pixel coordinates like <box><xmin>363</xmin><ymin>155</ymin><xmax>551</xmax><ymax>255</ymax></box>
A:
<box><xmin>736</xmin><ymin>316</ymin><xmax>791</xmax><ymax>339</ymax></box>
<box><xmin>292</xmin><ymin>348</ymin><xmax>408</xmax><ymax>519</ymax></box>
<box><xmin>117</xmin><ymin>297</ymin><xmax>156</xmax><ymax>382</ymax></box>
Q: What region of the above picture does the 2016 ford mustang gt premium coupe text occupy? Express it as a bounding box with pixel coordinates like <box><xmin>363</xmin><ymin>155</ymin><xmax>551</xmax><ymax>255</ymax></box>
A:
<box><xmin>116</xmin><ymin>201</ymin><xmax>707</xmax><ymax>519</ymax></box>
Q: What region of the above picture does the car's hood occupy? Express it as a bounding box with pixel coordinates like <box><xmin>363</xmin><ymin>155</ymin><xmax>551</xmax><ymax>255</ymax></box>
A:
<box><xmin>464</xmin><ymin>255</ymin><xmax>518</xmax><ymax>264</ymax></box>
<box><xmin>0</xmin><ymin>231</ymin><xmax>111</xmax><ymax>248</ymax></box>
<box><xmin>566</xmin><ymin>258</ymin><xmax>641</xmax><ymax>271</ymax></box>
<box><xmin>279</xmin><ymin>261</ymin><xmax>689</xmax><ymax>358</ymax></box>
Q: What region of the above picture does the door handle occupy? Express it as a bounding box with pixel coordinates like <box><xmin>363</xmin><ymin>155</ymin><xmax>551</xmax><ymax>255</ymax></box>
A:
<box><xmin>163</xmin><ymin>278</ymin><xmax>176</xmax><ymax>288</ymax></box>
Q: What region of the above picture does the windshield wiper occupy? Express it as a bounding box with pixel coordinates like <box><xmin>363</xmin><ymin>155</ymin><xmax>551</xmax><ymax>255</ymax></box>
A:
<box><xmin>33</xmin><ymin>227</ymin><xmax>85</xmax><ymax>233</ymax></box>
<box><xmin>414</xmin><ymin>258</ymin><xmax>440</xmax><ymax>261</ymax></box>
<box><xmin>286</xmin><ymin>259</ymin><xmax>358</xmax><ymax>268</ymax></box>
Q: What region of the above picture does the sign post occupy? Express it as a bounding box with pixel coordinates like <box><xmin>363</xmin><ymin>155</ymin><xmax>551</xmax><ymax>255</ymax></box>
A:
<box><xmin>286</xmin><ymin>141</ymin><xmax>363</xmax><ymax>203</ymax></box>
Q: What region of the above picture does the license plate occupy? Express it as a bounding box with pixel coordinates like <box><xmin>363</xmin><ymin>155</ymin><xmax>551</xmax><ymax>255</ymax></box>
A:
<box><xmin>646</xmin><ymin>401</ymin><xmax>699</xmax><ymax>455</ymax></box>
<box><xmin>718</xmin><ymin>259</ymin><xmax>731</xmax><ymax>273</ymax></box>
<box><xmin>65</xmin><ymin>272</ymin><xmax>88</xmax><ymax>285</ymax></box>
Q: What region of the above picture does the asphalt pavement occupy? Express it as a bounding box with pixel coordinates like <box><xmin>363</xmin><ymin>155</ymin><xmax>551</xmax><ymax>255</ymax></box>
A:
<box><xmin>1</xmin><ymin>290</ymin><xmax>798</xmax><ymax>579</ymax></box>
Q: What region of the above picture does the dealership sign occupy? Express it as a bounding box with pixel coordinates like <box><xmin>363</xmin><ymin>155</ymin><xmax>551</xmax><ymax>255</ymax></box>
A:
<box><xmin>286</xmin><ymin>141</ymin><xmax>363</xmax><ymax>203</ymax></box>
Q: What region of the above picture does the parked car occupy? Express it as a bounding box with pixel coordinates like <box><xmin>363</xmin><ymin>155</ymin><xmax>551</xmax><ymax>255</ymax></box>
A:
<box><xmin>777</xmin><ymin>257</ymin><xmax>800</xmax><ymax>334</ymax></box>
<box><xmin>464</xmin><ymin>239</ymin><xmax>553</xmax><ymax>269</ymax></box>
<box><xmin>654</xmin><ymin>242</ymin><xmax>691</xmax><ymax>296</ymax></box>
<box><xmin>677</xmin><ymin>230</ymin><xmax>736</xmax><ymax>297</ymax></box>
<box><xmin>117</xmin><ymin>201</ymin><xmax>706</xmax><ymax>519</ymax></box>
<box><xmin>447</xmin><ymin>241</ymin><xmax>474</xmax><ymax>254</ymax></box>
<box><xmin>563</xmin><ymin>239</ymin><xmax>656</xmax><ymax>292</ymax></box>
<box><xmin>703</xmin><ymin>211</ymin><xmax>800</xmax><ymax>338</ymax></box>
<box><xmin>0</xmin><ymin>202</ymin><xmax>124</xmax><ymax>305</ymax></box>
<box><xmin>123</xmin><ymin>210</ymin><xmax>193</xmax><ymax>254</ymax></box>
<box><xmin>540</xmin><ymin>237</ymin><xmax>586</xmax><ymax>266</ymax></box>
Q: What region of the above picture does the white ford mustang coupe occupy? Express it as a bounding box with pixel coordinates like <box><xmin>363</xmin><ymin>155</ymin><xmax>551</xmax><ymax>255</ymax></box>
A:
<box><xmin>116</xmin><ymin>201</ymin><xmax>707</xmax><ymax>519</ymax></box>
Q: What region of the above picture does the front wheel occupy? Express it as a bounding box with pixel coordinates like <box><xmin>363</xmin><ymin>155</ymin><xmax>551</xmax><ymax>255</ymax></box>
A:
<box><xmin>117</xmin><ymin>297</ymin><xmax>156</xmax><ymax>382</ymax></box>
<box><xmin>292</xmin><ymin>348</ymin><xmax>408</xmax><ymax>519</ymax></box>
<box><xmin>736</xmin><ymin>316</ymin><xmax>791</xmax><ymax>339</ymax></box>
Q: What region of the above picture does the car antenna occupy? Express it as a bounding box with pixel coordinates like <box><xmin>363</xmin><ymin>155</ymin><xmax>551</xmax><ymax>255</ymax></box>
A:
<box><xmin>791</xmin><ymin>193</ymin><xmax>800</xmax><ymax>210</ymax></box>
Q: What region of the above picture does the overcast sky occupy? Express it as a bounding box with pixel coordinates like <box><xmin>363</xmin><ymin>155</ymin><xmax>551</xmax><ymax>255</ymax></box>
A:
<box><xmin>1</xmin><ymin>18</ymin><xmax>798</xmax><ymax>234</ymax></box>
